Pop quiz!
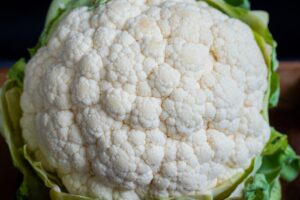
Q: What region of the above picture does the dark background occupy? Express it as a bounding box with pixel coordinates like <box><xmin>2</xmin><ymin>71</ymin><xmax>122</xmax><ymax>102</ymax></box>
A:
<box><xmin>0</xmin><ymin>0</ymin><xmax>300</xmax><ymax>63</ymax></box>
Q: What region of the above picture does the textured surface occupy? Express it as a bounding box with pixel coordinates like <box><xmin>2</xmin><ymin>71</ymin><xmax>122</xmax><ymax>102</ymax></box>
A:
<box><xmin>2</xmin><ymin>61</ymin><xmax>300</xmax><ymax>199</ymax></box>
<box><xmin>18</xmin><ymin>0</ymin><xmax>271</xmax><ymax>199</ymax></box>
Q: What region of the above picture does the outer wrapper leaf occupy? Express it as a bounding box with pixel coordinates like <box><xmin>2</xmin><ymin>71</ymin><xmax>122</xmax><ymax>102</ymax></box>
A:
<box><xmin>243</xmin><ymin>129</ymin><xmax>300</xmax><ymax>200</ymax></box>
<box><xmin>269</xmin><ymin>179</ymin><xmax>281</xmax><ymax>200</ymax></box>
<box><xmin>224</xmin><ymin>0</ymin><xmax>250</xmax><ymax>9</ymax></box>
<box><xmin>279</xmin><ymin>146</ymin><xmax>300</xmax><ymax>182</ymax></box>
<box><xmin>7</xmin><ymin>59</ymin><xmax>25</xmax><ymax>88</ymax></box>
<box><xmin>0</xmin><ymin>64</ymin><xmax>50</xmax><ymax>200</ymax></box>
<box><xmin>269</xmin><ymin>72</ymin><xmax>280</xmax><ymax>108</ymax></box>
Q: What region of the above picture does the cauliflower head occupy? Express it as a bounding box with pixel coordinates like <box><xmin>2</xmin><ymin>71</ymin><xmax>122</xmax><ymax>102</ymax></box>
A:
<box><xmin>19</xmin><ymin>0</ymin><xmax>271</xmax><ymax>199</ymax></box>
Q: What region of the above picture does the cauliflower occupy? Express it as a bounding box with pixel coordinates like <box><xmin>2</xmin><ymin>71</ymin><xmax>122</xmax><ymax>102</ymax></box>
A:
<box><xmin>20</xmin><ymin>0</ymin><xmax>270</xmax><ymax>198</ymax></box>
<box><xmin>1</xmin><ymin>0</ymin><xmax>299</xmax><ymax>200</ymax></box>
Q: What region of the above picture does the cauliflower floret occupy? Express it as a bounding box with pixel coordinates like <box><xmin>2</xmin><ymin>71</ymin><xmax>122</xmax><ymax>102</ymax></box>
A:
<box><xmin>21</xmin><ymin>0</ymin><xmax>270</xmax><ymax>199</ymax></box>
<box><xmin>149</xmin><ymin>63</ymin><xmax>181</xmax><ymax>97</ymax></box>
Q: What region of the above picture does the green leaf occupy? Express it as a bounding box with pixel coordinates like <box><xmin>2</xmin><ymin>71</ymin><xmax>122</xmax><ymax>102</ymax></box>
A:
<box><xmin>244</xmin><ymin>175</ymin><xmax>280</xmax><ymax>200</ymax></box>
<box><xmin>262</xmin><ymin>129</ymin><xmax>287</xmax><ymax>156</ymax></box>
<box><xmin>253</xmin><ymin>34</ymin><xmax>280</xmax><ymax>111</ymax></box>
<box><xmin>243</xmin><ymin>130</ymin><xmax>300</xmax><ymax>199</ymax></box>
<box><xmin>259</xmin><ymin>130</ymin><xmax>300</xmax><ymax>183</ymax></box>
<box><xmin>7</xmin><ymin>58</ymin><xmax>26</xmax><ymax>88</ymax></box>
<box><xmin>250</xmin><ymin>11</ymin><xmax>269</xmax><ymax>27</ymax></box>
<box><xmin>269</xmin><ymin>179</ymin><xmax>281</xmax><ymax>200</ymax></box>
<box><xmin>244</xmin><ymin>176</ymin><xmax>281</xmax><ymax>200</ymax></box>
<box><xmin>5</xmin><ymin>87</ymin><xmax>23</xmax><ymax>132</ymax></box>
<box><xmin>271</xmin><ymin>47</ymin><xmax>279</xmax><ymax>71</ymax></box>
<box><xmin>268</xmin><ymin>72</ymin><xmax>280</xmax><ymax>108</ymax></box>
<box><xmin>23</xmin><ymin>146</ymin><xmax>64</xmax><ymax>189</ymax></box>
<box><xmin>244</xmin><ymin>174</ymin><xmax>269</xmax><ymax>200</ymax></box>
<box><xmin>279</xmin><ymin>146</ymin><xmax>300</xmax><ymax>181</ymax></box>
<box><xmin>252</xmin><ymin>32</ymin><xmax>272</xmax><ymax>121</ymax></box>
<box><xmin>17</xmin><ymin>181</ymin><xmax>30</xmax><ymax>200</ymax></box>
<box><xmin>0</xmin><ymin>79</ymin><xmax>50</xmax><ymax>200</ymax></box>
<box><xmin>224</xmin><ymin>0</ymin><xmax>250</xmax><ymax>9</ymax></box>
